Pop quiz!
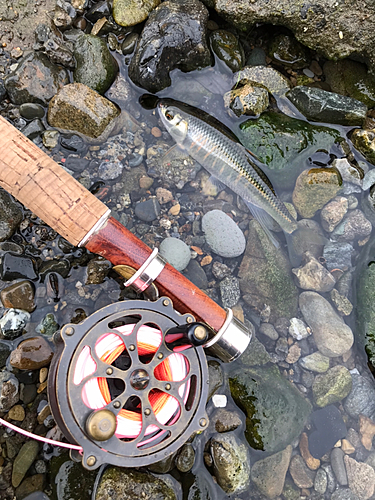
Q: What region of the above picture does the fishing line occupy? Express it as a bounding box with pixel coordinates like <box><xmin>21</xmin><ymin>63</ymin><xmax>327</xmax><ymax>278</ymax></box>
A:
<box><xmin>0</xmin><ymin>324</ymin><xmax>189</xmax><ymax>449</ymax></box>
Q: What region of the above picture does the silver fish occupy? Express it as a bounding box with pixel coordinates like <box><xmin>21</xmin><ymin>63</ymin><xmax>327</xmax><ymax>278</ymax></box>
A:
<box><xmin>158</xmin><ymin>100</ymin><xmax>298</xmax><ymax>243</ymax></box>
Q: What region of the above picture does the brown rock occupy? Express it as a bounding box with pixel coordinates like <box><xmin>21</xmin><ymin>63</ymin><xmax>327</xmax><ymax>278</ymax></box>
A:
<box><xmin>169</xmin><ymin>203</ymin><xmax>181</xmax><ymax>216</ymax></box>
<box><xmin>139</xmin><ymin>176</ymin><xmax>154</xmax><ymax>189</ymax></box>
<box><xmin>359</xmin><ymin>414</ymin><xmax>375</xmax><ymax>450</ymax></box>
<box><xmin>289</xmin><ymin>454</ymin><xmax>315</xmax><ymax>488</ymax></box>
<box><xmin>285</xmin><ymin>344</ymin><xmax>301</xmax><ymax>364</ymax></box>
<box><xmin>10</xmin><ymin>337</ymin><xmax>53</xmax><ymax>370</ymax></box>
<box><xmin>342</xmin><ymin>439</ymin><xmax>355</xmax><ymax>454</ymax></box>
<box><xmin>344</xmin><ymin>455</ymin><xmax>375</xmax><ymax>500</ymax></box>
<box><xmin>0</xmin><ymin>281</ymin><xmax>35</xmax><ymax>312</ymax></box>
<box><xmin>15</xmin><ymin>473</ymin><xmax>45</xmax><ymax>500</ymax></box>
<box><xmin>299</xmin><ymin>432</ymin><xmax>320</xmax><ymax>470</ymax></box>
<box><xmin>155</xmin><ymin>187</ymin><xmax>173</xmax><ymax>204</ymax></box>
<box><xmin>292</xmin><ymin>252</ymin><xmax>336</xmax><ymax>292</ymax></box>
<box><xmin>201</xmin><ymin>255</ymin><xmax>212</xmax><ymax>266</ymax></box>
<box><xmin>151</xmin><ymin>126</ymin><xmax>162</xmax><ymax>137</ymax></box>
<box><xmin>8</xmin><ymin>405</ymin><xmax>25</xmax><ymax>422</ymax></box>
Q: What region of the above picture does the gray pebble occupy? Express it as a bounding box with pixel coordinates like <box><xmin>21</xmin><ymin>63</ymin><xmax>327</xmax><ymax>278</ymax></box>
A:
<box><xmin>134</xmin><ymin>198</ymin><xmax>161</xmax><ymax>222</ymax></box>
<box><xmin>159</xmin><ymin>237</ymin><xmax>191</xmax><ymax>271</ymax></box>
<box><xmin>259</xmin><ymin>322</ymin><xmax>279</xmax><ymax>340</ymax></box>
<box><xmin>98</xmin><ymin>160</ymin><xmax>123</xmax><ymax>180</ymax></box>
<box><xmin>322</xmin><ymin>463</ymin><xmax>337</xmax><ymax>493</ymax></box>
<box><xmin>314</xmin><ymin>468</ymin><xmax>328</xmax><ymax>494</ymax></box>
<box><xmin>219</xmin><ymin>276</ymin><xmax>240</xmax><ymax>308</ymax></box>
<box><xmin>331</xmin><ymin>447</ymin><xmax>348</xmax><ymax>486</ymax></box>
<box><xmin>344</xmin><ymin>374</ymin><xmax>375</xmax><ymax>419</ymax></box>
<box><xmin>202</xmin><ymin>210</ymin><xmax>246</xmax><ymax>258</ymax></box>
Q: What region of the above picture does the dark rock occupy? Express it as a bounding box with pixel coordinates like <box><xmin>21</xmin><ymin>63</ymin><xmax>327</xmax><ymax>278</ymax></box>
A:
<box><xmin>176</xmin><ymin>443</ymin><xmax>195</xmax><ymax>472</ymax></box>
<box><xmin>95</xmin><ymin>467</ymin><xmax>176</xmax><ymax>500</ymax></box>
<box><xmin>308</xmin><ymin>405</ymin><xmax>347</xmax><ymax>459</ymax></box>
<box><xmin>323</xmin><ymin>242</ymin><xmax>354</xmax><ymax>272</ymax></box>
<box><xmin>39</xmin><ymin>260</ymin><xmax>70</xmax><ymax>281</ymax></box>
<box><xmin>85</xmin><ymin>258</ymin><xmax>111</xmax><ymax>285</ymax></box>
<box><xmin>0</xmin><ymin>78</ymin><xmax>7</xmax><ymax>101</ymax></box>
<box><xmin>0</xmin><ymin>191</ymin><xmax>23</xmax><ymax>242</ymax></box>
<box><xmin>0</xmin><ymin>340</ymin><xmax>11</xmax><ymax>368</ymax></box>
<box><xmin>229</xmin><ymin>364</ymin><xmax>312</xmax><ymax>452</ymax></box>
<box><xmin>147</xmin><ymin>453</ymin><xmax>176</xmax><ymax>474</ymax></box>
<box><xmin>10</xmin><ymin>336</ymin><xmax>53</xmax><ymax>370</ymax></box>
<box><xmin>121</xmin><ymin>33</ymin><xmax>139</xmax><ymax>55</ymax></box>
<box><xmin>0</xmin><ymin>309</ymin><xmax>30</xmax><ymax>340</ymax></box>
<box><xmin>64</xmin><ymin>157</ymin><xmax>90</xmax><ymax>172</ymax></box>
<box><xmin>34</xmin><ymin>23</ymin><xmax>75</xmax><ymax>69</ymax></box>
<box><xmin>128</xmin><ymin>0</ymin><xmax>211</xmax><ymax>93</ymax></box>
<box><xmin>331</xmin><ymin>448</ymin><xmax>348</xmax><ymax>486</ymax></box>
<box><xmin>247</xmin><ymin>47</ymin><xmax>266</xmax><ymax>66</ymax></box>
<box><xmin>15</xmin><ymin>474</ymin><xmax>45</xmax><ymax>500</ymax></box>
<box><xmin>239</xmin><ymin>112</ymin><xmax>342</xmax><ymax>189</ymax></box>
<box><xmin>239</xmin><ymin>334</ymin><xmax>271</xmax><ymax>367</ymax></box>
<box><xmin>19</xmin><ymin>103</ymin><xmax>45</xmax><ymax>120</ymax></box>
<box><xmin>0</xmin><ymin>281</ymin><xmax>35</xmax><ymax>312</ymax></box>
<box><xmin>185</xmin><ymin>259</ymin><xmax>208</xmax><ymax>289</ymax></box>
<box><xmin>134</xmin><ymin>198</ymin><xmax>161</xmax><ymax>222</ymax></box>
<box><xmin>0</xmin><ymin>371</ymin><xmax>19</xmax><ymax>410</ymax></box>
<box><xmin>1</xmin><ymin>253</ymin><xmax>38</xmax><ymax>281</ymax></box>
<box><xmin>47</xmin><ymin>83</ymin><xmax>120</xmax><ymax>139</ymax></box>
<box><xmin>268</xmin><ymin>34</ymin><xmax>310</xmax><ymax>69</ymax></box>
<box><xmin>20</xmin><ymin>384</ymin><xmax>37</xmax><ymax>405</ymax></box>
<box><xmin>287</xmin><ymin>86</ymin><xmax>367</xmax><ymax>126</ymax></box>
<box><xmin>21</xmin><ymin>119</ymin><xmax>45</xmax><ymax>140</ymax></box>
<box><xmin>209</xmin><ymin>432</ymin><xmax>251</xmax><ymax>494</ymax></box>
<box><xmin>344</xmin><ymin>374</ymin><xmax>375</xmax><ymax>419</ymax></box>
<box><xmin>210</xmin><ymin>29</ymin><xmax>244</xmax><ymax>72</ymax></box>
<box><xmin>214</xmin><ymin>409</ymin><xmax>242</xmax><ymax>433</ymax></box>
<box><xmin>238</xmin><ymin>219</ymin><xmax>298</xmax><ymax>323</ymax></box>
<box><xmin>4</xmin><ymin>52</ymin><xmax>69</xmax><ymax>106</ymax></box>
<box><xmin>73</xmin><ymin>34</ymin><xmax>118</xmax><ymax>95</ymax></box>
<box><xmin>113</xmin><ymin>0</ymin><xmax>160</xmax><ymax>26</ymax></box>
<box><xmin>85</xmin><ymin>1</ymin><xmax>111</xmax><ymax>23</ymax></box>
<box><xmin>50</xmin><ymin>454</ymin><xmax>97</xmax><ymax>500</ymax></box>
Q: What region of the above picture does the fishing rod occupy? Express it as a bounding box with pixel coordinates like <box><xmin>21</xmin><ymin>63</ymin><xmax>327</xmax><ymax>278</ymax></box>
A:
<box><xmin>0</xmin><ymin>115</ymin><xmax>251</xmax><ymax>469</ymax></box>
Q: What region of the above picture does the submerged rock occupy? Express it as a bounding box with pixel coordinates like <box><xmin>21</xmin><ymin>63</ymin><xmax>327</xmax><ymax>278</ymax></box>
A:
<box><xmin>251</xmin><ymin>446</ymin><xmax>292</xmax><ymax>499</ymax></box>
<box><xmin>128</xmin><ymin>0</ymin><xmax>211</xmax><ymax>92</ymax></box>
<box><xmin>238</xmin><ymin>220</ymin><xmax>298</xmax><ymax>323</ymax></box>
<box><xmin>299</xmin><ymin>291</ymin><xmax>353</xmax><ymax>357</ymax></box>
<box><xmin>229</xmin><ymin>364</ymin><xmax>312</xmax><ymax>453</ymax></box>
<box><xmin>292</xmin><ymin>167</ymin><xmax>342</xmax><ymax>219</ymax></box>
<box><xmin>344</xmin><ymin>374</ymin><xmax>375</xmax><ymax>419</ymax></box>
<box><xmin>287</xmin><ymin>86</ymin><xmax>367</xmax><ymax>126</ymax></box>
<box><xmin>321</xmin><ymin>197</ymin><xmax>349</xmax><ymax>232</ymax></box>
<box><xmin>95</xmin><ymin>467</ymin><xmax>176</xmax><ymax>500</ymax></box>
<box><xmin>239</xmin><ymin>112</ymin><xmax>342</xmax><ymax>189</ymax></box>
<box><xmin>268</xmin><ymin>34</ymin><xmax>310</xmax><ymax>69</ymax></box>
<box><xmin>331</xmin><ymin>209</ymin><xmax>372</xmax><ymax>242</ymax></box>
<box><xmin>73</xmin><ymin>34</ymin><xmax>118</xmax><ymax>94</ymax></box>
<box><xmin>344</xmin><ymin>456</ymin><xmax>375</xmax><ymax>500</ymax></box>
<box><xmin>312</xmin><ymin>365</ymin><xmax>352</xmax><ymax>407</ymax></box>
<box><xmin>159</xmin><ymin>237</ymin><xmax>191</xmax><ymax>271</ymax></box>
<box><xmin>51</xmin><ymin>454</ymin><xmax>97</xmax><ymax>500</ymax></box>
<box><xmin>202</xmin><ymin>210</ymin><xmax>246</xmax><ymax>258</ymax></box>
<box><xmin>113</xmin><ymin>0</ymin><xmax>160</xmax><ymax>26</ymax></box>
<box><xmin>210</xmin><ymin>433</ymin><xmax>251</xmax><ymax>494</ymax></box>
<box><xmin>47</xmin><ymin>83</ymin><xmax>120</xmax><ymax>139</ymax></box>
<box><xmin>0</xmin><ymin>371</ymin><xmax>19</xmax><ymax>411</ymax></box>
<box><xmin>10</xmin><ymin>336</ymin><xmax>53</xmax><ymax>370</ymax></box>
<box><xmin>4</xmin><ymin>51</ymin><xmax>69</xmax><ymax>105</ymax></box>
<box><xmin>210</xmin><ymin>29</ymin><xmax>244</xmax><ymax>72</ymax></box>
<box><xmin>292</xmin><ymin>252</ymin><xmax>336</xmax><ymax>293</ymax></box>
<box><xmin>224</xmin><ymin>83</ymin><xmax>269</xmax><ymax>117</ymax></box>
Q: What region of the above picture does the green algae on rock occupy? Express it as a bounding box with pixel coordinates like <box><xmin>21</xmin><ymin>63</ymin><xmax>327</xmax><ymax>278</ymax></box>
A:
<box><xmin>239</xmin><ymin>112</ymin><xmax>342</xmax><ymax>189</ymax></box>
<box><xmin>50</xmin><ymin>454</ymin><xmax>97</xmax><ymax>500</ymax></box>
<box><xmin>210</xmin><ymin>29</ymin><xmax>244</xmax><ymax>72</ymax></box>
<box><xmin>238</xmin><ymin>219</ymin><xmax>299</xmax><ymax>323</ymax></box>
<box><xmin>47</xmin><ymin>83</ymin><xmax>120</xmax><ymax>139</ymax></box>
<box><xmin>312</xmin><ymin>365</ymin><xmax>352</xmax><ymax>407</ymax></box>
<box><xmin>229</xmin><ymin>365</ymin><xmax>312</xmax><ymax>453</ymax></box>
<box><xmin>113</xmin><ymin>0</ymin><xmax>160</xmax><ymax>26</ymax></box>
<box><xmin>352</xmin><ymin>129</ymin><xmax>375</xmax><ymax>166</ymax></box>
<box><xmin>73</xmin><ymin>34</ymin><xmax>118</xmax><ymax>94</ymax></box>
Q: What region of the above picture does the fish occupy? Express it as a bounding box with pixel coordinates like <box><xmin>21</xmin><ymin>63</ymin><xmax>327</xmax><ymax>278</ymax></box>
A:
<box><xmin>157</xmin><ymin>98</ymin><xmax>298</xmax><ymax>247</ymax></box>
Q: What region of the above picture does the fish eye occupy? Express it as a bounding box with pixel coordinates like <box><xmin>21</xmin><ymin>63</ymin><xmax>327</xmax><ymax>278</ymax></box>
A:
<box><xmin>165</xmin><ymin>110</ymin><xmax>174</xmax><ymax>121</ymax></box>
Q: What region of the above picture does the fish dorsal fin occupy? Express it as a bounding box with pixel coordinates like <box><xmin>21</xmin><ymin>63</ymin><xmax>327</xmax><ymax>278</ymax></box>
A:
<box><xmin>238</xmin><ymin>144</ymin><xmax>276</xmax><ymax>196</ymax></box>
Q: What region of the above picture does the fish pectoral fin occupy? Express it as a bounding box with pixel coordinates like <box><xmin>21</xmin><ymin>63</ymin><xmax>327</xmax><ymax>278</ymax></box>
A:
<box><xmin>244</xmin><ymin>200</ymin><xmax>280</xmax><ymax>249</ymax></box>
<box><xmin>207</xmin><ymin>175</ymin><xmax>227</xmax><ymax>192</ymax></box>
<box><xmin>238</xmin><ymin>144</ymin><xmax>277</xmax><ymax>196</ymax></box>
<box><xmin>162</xmin><ymin>143</ymin><xmax>184</xmax><ymax>160</ymax></box>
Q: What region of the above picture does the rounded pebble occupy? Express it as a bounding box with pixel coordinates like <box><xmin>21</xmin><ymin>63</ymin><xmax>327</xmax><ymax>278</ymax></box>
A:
<box><xmin>202</xmin><ymin>210</ymin><xmax>246</xmax><ymax>258</ymax></box>
<box><xmin>159</xmin><ymin>237</ymin><xmax>191</xmax><ymax>271</ymax></box>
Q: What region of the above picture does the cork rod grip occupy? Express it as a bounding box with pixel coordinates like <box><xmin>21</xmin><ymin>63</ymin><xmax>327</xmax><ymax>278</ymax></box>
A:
<box><xmin>0</xmin><ymin>116</ymin><xmax>109</xmax><ymax>247</ymax></box>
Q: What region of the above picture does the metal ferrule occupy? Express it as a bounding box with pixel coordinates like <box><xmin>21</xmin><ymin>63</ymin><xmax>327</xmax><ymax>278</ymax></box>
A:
<box><xmin>124</xmin><ymin>248</ymin><xmax>166</xmax><ymax>293</ymax></box>
<box><xmin>204</xmin><ymin>309</ymin><xmax>251</xmax><ymax>363</ymax></box>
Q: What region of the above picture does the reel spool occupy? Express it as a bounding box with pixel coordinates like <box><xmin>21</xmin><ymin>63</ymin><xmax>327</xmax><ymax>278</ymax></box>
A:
<box><xmin>48</xmin><ymin>297</ymin><xmax>209</xmax><ymax>470</ymax></box>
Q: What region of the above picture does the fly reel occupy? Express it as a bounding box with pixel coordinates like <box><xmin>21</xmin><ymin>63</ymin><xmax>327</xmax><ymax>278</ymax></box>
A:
<box><xmin>48</xmin><ymin>297</ymin><xmax>209</xmax><ymax>470</ymax></box>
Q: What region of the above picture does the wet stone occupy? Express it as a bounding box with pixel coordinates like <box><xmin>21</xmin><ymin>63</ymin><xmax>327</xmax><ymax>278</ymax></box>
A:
<box><xmin>323</xmin><ymin>242</ymin><xmax>354</xmax><ymax>272</ymax></box>
<box><xmin>289</xmin><ymin>318</ymin><xmax>309</xmax><ymax>340</ymax></box>
<box><xmin>47</xmin><ymin>83</ymin><xmax>120</xmax><ymax>139</ymax></box>
<box><xmin>331</xmin><ymin>209</ymin><xmax>372</xmax><ymax>242</ymax></box>
<box><xmin>289</xmin><ymin>455</ymin><xmax>315</xmax><ymax>488</ymax></box>
<box><xmin>98</xmin><ymin>161</ymin><xmax>123</xmax><ymax>180</ymax></box>
<box><xmin>233</xmin><ymin>65</ymin><xmax>291</xmax><ymax>95</ymax></box>
<box><xmin>20</xmin><ymin>384</ymin><xmax>37</xmax><ymax>405</ymax></box>
<box><xmin>10</xmin><ymin>336</ymin><xmax>53</xmax><ymax>370</ymax></box>
<box><xmin>210</xmin><ymin>432</ymin><xmax>251</xmax><ymax>495</ymax></box>
<box><xmin>224</xmin><ymin>83</ymin><xmax>269</xmax><ymax>117</ymax></box>
<box><xmin>321</xmin><ymin>197</ymin><xmax>349</xmax><ymax>232</ymax></box>
<box><xmin>219</xmin><ymin>276</ymin><xmax>240</xmax><ymax>308</ymax></box>
<box><xmin>134</xmin><ymin>198</ymin><xmax>161</xmax><ymax>222</ymax></box>
<box><xmin>331</xmin><ymin>447</ymin><xmax>348</xmax><ymax>485</ymax></box>
<box><xmin>299</xmin><ymin>352</ymin><xmax>330</xmax><ymax>373</ymax></box>
<box><xmin>21</xmin><ymin>119</ymin><xmax>45</xmax><ymax>140</ymax></box>
<box><xmin>4</xmin><ymin>52</ymin><xmax>69</xmax><ymax>106</ymax></box>
<box><xmin>0</xmin><ymin>340</ymin><xmax>11</xmax><ymax>368</ymax></box>
<box><xmin>85</xmin><ymin>258</ymin><xmax>111</xmax><ymax>285</ymax></box>
<box><xmin>43</xmin><ymin>130</ymin><xmax>60</xmax><ymax>149</ymax></box>
<box><xmin>202</xmin><ymin>210</ymin><xmax>246</xmax><ymax>258</ymax></box>
<box><xmin>240</xmin><ymin>334</ymin><xmax>270</xmax><ymax>367</ymax></box>
<box><xmin>95</xmin><ymin>467</ymin><xmax>176</xmax><ymax>500</ymax></box>
<box><xmin>0</xmin><ymin>281</ymin><xmax>35</xmax><ymax>312</ymax></box>
<box><xmin>19</xmin><ymin>103</ymin><xmax>45</xmax><ymax>120</ymax></box>
<box><xmin>351</xmin><ymin>129</ymin><xmax>375</xmax><ymax>165</ymax></box>
<box><xmin>73</xmin><ymin>34</ymin><xmax>118</xmax><ymax>95</ymax></box>
<box><xmin>0</xmin><ymin>371</ymin><xmax>19</xmax><ymax>410</ymax></box>
<box><xmin>331</xmin><ymin>488</ymin><xmax>361</xmax><ymax>500</ymax></box>
<box><xmin>128</xmin><ymin>0</ymin><xmax>211</xmax><ymax>93</ymax></box>
<box><xmin>159</xmin><ymin>237</ymin><xmax>191</xmax><ymax>271</ymax></box>
<box><xmin>292</xmin><ymin>252</ymin><xmax>336</xmax><ymax>293</ymax></box>
<box><xmin>299</xmin><ymin>292</ymin><xmax>354</xmax><ymax>357</ymax></box>
<box><xmin>251</xmin><ymin>446</ymin><xmax>292</xmax><ymax>499</ymax></box>
<box><xmin>330</xmin><ymin>288</ymin><xmax>353</xmax><ymax>316</ymax></box>
<box><xmin>12</xmin><ymin>441</ymin><xmax>39</xmax><ymax>488</ymax></box>
<box><xmin>333</xmin><ymin>159</ymin><xmax>363</xmax><ymax>187</ymax></box>
<box><xmin>268</xmin><ymin>34</ymin><xmax>310</xmax><ymax>69</ymax></box>
<box><xmin>0</xmin><ymin>309</ymin><xmax>30</xmax><ymax>340</ymax></box>
<box><xmin>344</xmin><ymin>456</ymin><xmax>375</xmax><ymax>500</ymax></box>
<box><xmin>210</xmin><ymin>29</ymin><xmax>244</xmax><ymax>72</ymax></box>
<box><xmin>176</xmin><ymin>443</ymin><xmax>195</xmax><ymax>472</ymax></box>
<box><xmin>259</xmin><ymin>322</ymin><xmax>279</xmax><ymax>340</ymax></box>
<box><xmin>292</xmin><ymin>167</ymin><xmax>342</xmax><ymax>219</ymax></box>
<box><xmin>312</xmin><ymin>365</ymin><xmax>352</xmax><ymax>407</ymax></box>
<box><xmin>285</xmin><ymin>343</ymin><xmax>301</xmax><ymax>364</ymax></box>
<box><xmin>185</xmin><ymin>259</ymin><xmax>208</xmax><ymax>289</ymax></box>
<box><xmin>0</xmin><ymin>191</ymin><xmax>23</xmax><ymax>242</ymax></box>
<box><xmin>344</xmin><ymin>374</ymin><xmax>375</xmax><ymax>419</ymax></box>
<box><xmin>113</xmin><ymin>0</ymin><xmax>160</xmax><ymax>26</ymax></box>
<box><xmin>214</xmin><ymin>409</ymin><xmax>242</xmax><ymax>433</ymax></box>
<box><xmin>121</xmin><ymin>33</ymin><xmax>139</xmax><ymax>55</ymax></box>
<box><xmin>287</xmin><ymin>86</ymin><xmax>367</xmax><ymax>126</ymax></box>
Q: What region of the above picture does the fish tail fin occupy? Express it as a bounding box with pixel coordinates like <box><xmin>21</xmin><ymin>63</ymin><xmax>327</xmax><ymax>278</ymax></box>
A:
<box><xmin>285</xmin><ymin>226</ymin><xmax>328</xmax><ymax>267</ymax></box>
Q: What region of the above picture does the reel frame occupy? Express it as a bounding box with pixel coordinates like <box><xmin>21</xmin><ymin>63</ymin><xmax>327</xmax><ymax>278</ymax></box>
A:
<box><xmin>48</xmin><ymin>297</ymin><xmax>209</xmax><ymax>470</ymax></box>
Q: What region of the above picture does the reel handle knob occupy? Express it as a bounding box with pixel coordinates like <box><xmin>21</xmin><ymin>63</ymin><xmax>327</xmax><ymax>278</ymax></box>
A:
<box><xmin>165</xmin><ymin>322</ymin><xmax>209</xmax><ymax>350</ymax></box>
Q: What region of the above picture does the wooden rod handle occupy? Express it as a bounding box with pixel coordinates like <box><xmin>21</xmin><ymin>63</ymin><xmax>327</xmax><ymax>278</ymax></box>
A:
<box><xmin>85</xmin><ymin>217</ymin><xmax>227</xmax><ymax>332</ymax></box>
<box><xmin>0</xmin><ymin>116</ymin><xmax>109</xmax><ymax>247</ymax></box>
